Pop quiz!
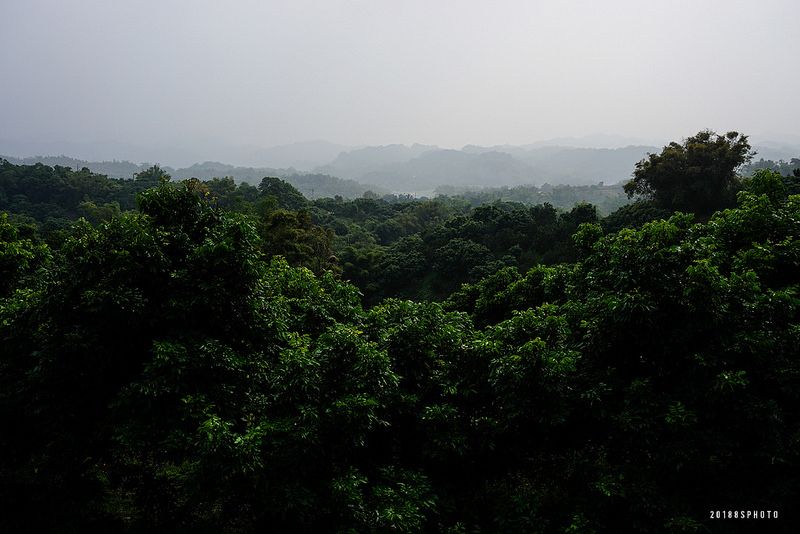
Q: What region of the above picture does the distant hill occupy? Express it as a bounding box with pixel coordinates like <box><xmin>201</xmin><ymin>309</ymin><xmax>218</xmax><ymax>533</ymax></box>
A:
<box><xmin>0</xmin><ymin>139</ymin><xmax>356</xmax><ymax>170</ymax></box>
<box><xmin>514</xmin><ymin>145</ymin><xmax>658</xmax><ymax>184</ymax></box>
<box><xmin>248</xmin><ymin>140</ymin><xmax>353</xmax><ymax>169</ymax></box>
<box><xmin>360</xmin><ymin>150</ymin><xmax>540</xmax><ymax>191</ymax></box>
<box><xmin>315</xmin><ymin>144</ymin><xmax>658</xmax><ymax>189</ymax></box>
<box><xmin>169</xmin><ymin>161</ymin><xmax>294</xmax><ymax>181</ymax></box>
<box><xmin>315</xmin><ymin>143</ymin><xmax>437</xmax><ymax>179</ymax></box>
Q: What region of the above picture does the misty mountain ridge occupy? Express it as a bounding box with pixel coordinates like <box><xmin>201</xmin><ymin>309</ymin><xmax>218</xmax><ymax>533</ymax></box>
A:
<box><xmin>5</xmin><ymin>136</ymin><xmax>799</xmax><ymax>197</ymax></box>
<box><xmin>250</xmin><ymin>140</ymin><xmax>355</xmax><ymax>169</ymax></box>
<box><xmin>314</xmin><ymin>144</ymin><xmax>662</xmax><ymax>189</ymax></box>
<box><xmin>315</xmin><ymin>143</ymin><xmax>438</xmax><ymax>179</ymax></box>
<box><xmin>355</xmin><ymin>149</ymin><xmax>538</xmax><ymax>191</ymax></box>
<box><xmin>312</xmin><ymin>139</ymin><xmax>800</xmax><ymax>191</ymax></box>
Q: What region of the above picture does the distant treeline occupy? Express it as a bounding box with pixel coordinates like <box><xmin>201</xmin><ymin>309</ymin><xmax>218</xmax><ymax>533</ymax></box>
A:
<box><xmin>435</xmin><ymin>182</ymin><xmax>630</xmax><ymax>215</ymax></box>
<box><xmin>741</xmin><ymin>157</ymin><xmax>800</xmax><ymax>177</ymax></box>
<box><xmin>0</xmin><ymin>155</ymin><xmax>375</xmax><ymax>199</ymax></box>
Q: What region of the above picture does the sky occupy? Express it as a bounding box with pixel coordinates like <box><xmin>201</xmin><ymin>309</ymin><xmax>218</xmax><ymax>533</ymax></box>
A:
<box><xmin>1</xmin><ymin>0</ymin><xmax>799</xmax><ymax>166</ymax></box>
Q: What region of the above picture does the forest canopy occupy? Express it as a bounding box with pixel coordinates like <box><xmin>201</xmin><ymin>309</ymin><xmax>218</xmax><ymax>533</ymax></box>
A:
<box><xmin>1</xmin><ymin>132</ymin><xmax>799</xmax><ymax>532</ymax></box>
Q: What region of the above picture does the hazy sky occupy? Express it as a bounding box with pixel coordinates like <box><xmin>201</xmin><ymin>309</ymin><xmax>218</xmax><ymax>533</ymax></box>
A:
<box><xmin>2</xmin><ymin>0</ymin><xmax>798</xmax><ymax>164</ymax></box>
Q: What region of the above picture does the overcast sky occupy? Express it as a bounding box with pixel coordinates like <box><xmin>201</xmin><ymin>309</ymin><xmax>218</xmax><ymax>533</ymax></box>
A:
<box><xmin>1</xmin><ymin>0</ymin><xmax>798</xmax><ymax>165</ymax></box>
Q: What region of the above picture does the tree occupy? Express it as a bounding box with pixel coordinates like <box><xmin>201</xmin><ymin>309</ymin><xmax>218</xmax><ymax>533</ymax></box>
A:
<box><xmin>258</xmin><ymin>176</ymin><xmax>308</xmax><ymax>210</ymax></box>
<box><xmin>259</xmin><ymin>209</ymin><xmax>338</xmax><ymax>274</ymax></box>
<box><xmin>0</xmin><ymin>212</ymin><xmax>49</xmax><ymax>297</ymax></box>
<box><xmin>624</xmin><ymin>130</ymin><xmax>752</xmax><ymax>215</ymax></box>
<box><xmin>133</xmin><ymin>164</ymin><xmax>170</xmax><ymax>185</ymax></box>
<box><xmin>602</xmin><ymin>200</ymin><xmax>672</xmax><ymax>233</ymax></box>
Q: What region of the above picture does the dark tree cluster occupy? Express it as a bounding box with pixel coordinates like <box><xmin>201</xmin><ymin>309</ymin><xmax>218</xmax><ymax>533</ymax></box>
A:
<box><xmin>624</xmin><ymin>131</ymin><xmax>752</xmax><ymax>215</ymax></box>
<box><xmin>300</xmin><ymin>192</ymin><xmax>602</xmax><ymax>303</ymax></box>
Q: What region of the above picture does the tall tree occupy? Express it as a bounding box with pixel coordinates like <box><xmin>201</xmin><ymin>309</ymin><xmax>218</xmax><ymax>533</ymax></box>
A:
<box><xmin>624</xmin><ymin>130</ymin><xmax>752</xmax><ymax>215</ymax></box>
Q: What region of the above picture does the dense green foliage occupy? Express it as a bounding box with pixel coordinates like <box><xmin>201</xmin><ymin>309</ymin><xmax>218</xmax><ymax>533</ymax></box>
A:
<box><xmin>321</xmin><ymin>198</ymin><xmax>598</xmax><ymax>303</ymax></box>
<box><xmin>624</xmin><ymin>131</ymin><xmax>752</xmax><ymax>215</ymax></box>
<box><xmin>1</xmin><ymin>158</ymin><xmax>798</xmax><ymax>531</ymax></box>
<box><xmin>0</xmin><ymin>160</ymin><xmax>135</xmax><ymax>232</ymax></box>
